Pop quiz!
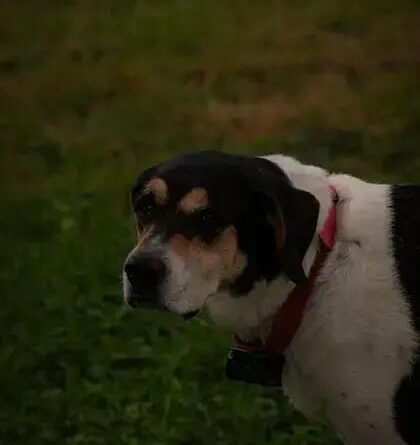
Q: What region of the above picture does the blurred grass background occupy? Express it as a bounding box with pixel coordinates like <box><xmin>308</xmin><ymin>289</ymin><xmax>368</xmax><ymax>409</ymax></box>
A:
<box><xmin>1</xmin><ymin>1</ymin><xmax>420</xmax><ymax>444</ymax></box>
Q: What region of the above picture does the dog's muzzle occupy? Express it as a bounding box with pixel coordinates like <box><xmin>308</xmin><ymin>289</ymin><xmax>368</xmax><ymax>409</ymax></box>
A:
<box><xmin>124</xmin><ymin>253</ymin><xmax>167</xmax><ymax>308</ymax></box>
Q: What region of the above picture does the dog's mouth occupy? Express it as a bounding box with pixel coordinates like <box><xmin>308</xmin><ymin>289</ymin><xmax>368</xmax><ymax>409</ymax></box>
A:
<box><xmin>182</xmin><ymin>310</ymin><xmax>200</xmax><ymax>321</ymax></box>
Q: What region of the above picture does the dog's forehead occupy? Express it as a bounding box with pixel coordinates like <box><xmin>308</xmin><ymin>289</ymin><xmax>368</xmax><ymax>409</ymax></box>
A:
<box><xmin>135</xmin><ymin>153</ymin><xmax>250</xmax><ymax>207</ymax></box>
<box><xmin>159</xmin><ymin>167</ymin><xmax>224</xmax><ymax>203</ymax></box>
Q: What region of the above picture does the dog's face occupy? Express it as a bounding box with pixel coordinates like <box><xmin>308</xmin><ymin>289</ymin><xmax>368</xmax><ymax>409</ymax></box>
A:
<box><xmin>123</xmin><ymin>151</ymin><xmax>319</xmax><ymax>320</ymax></box>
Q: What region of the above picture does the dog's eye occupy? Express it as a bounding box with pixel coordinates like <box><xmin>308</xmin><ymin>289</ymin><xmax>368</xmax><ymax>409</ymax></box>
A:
<box><xmin>134</xmin><ymin>193</ymin><xmax>156</xmax><ymax>221</ymax></box>
<box><xmin>194</xmin><ymin>208</ymin><xmax>220</xmax><ymax>230</ymax></box>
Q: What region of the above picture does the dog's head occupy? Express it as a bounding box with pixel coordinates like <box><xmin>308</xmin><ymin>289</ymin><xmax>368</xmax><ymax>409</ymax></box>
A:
<box><xmin>123</xmin><ymin>151</ymin><xmax>319</xmax><ymax>320</ymax></box>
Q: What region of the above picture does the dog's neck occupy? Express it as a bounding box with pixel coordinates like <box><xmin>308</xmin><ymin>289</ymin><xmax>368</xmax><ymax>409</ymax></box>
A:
<box><xmin>205</xmin><ymin>155</ymin><xmax>332</xmax><ymax>341</ymax></box>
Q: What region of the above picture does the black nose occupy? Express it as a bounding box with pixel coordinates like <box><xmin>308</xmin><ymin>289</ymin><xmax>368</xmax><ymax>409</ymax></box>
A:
<box><xmin>124</xmin><ymin>255</ymin><xmax>167</xmax><ymax>299</ymax></box>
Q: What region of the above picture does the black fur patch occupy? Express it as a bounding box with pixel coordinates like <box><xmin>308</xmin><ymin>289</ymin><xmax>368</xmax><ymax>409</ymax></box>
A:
<box><xmin>390</xmin><ymin>185</ymin><xmax>420</xmax><ymax>445</ymax></box>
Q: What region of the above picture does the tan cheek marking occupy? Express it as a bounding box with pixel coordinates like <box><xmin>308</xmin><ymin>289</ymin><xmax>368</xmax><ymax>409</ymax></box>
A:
<box><xmin>211</xmin><ymin>226</ymin><xmax>247</xmax><ymax>279</ymax></box>
<box><xmin>190</xmin><ymin>238</ymin><xmax>219</xmax><ymax>273</ymax></box>
<box><xmin>169</xmin><ymin>234</ymin><xmax>191</xmax><ymax>260</ymax></box>
<box><xmin>179</xmin><ymin>187</ymin><xmax>209</xmax><ymax>213</ymax></box>
<box><xmin>168</xmin><ymin>227</ymin><xmax>247</xmax><ymax>283</ymax></box>
<box><xmin>230</xmin><ymin>249</ymin><xmax>247</xmax><ymax>278</ymax></box>
<box><xmin>169</xmin><ymin>226</ymin><xmax>246</xmax><ymax>279</ymax></box>
<box><xmin>143</xmin><ymin>177</ymin><xmax>168</xmax><ymax>205</ymax></box>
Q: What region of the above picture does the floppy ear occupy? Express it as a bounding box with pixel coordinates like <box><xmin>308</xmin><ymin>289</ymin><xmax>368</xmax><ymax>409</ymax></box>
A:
<box><xmin>253</xmin><ymin>189</ymin><xmax>285</xmax><ymax>243</ymax></box>
<box><xmin>257</xmin><ymin>186</ymin><xmax>320</xmax><ymax>284</ymax></box>
<box><xmin>280</xmin><ymin>188</ymin><xmax>320</xmax><ymax>283</ymax></box>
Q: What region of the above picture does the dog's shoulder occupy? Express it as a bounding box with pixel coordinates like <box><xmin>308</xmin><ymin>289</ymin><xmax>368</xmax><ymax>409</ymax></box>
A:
<box><xmin>328</xmin><ymin>173</ymin><xmax>390</xmax><ymax>246</ymax></box>
<box><xmin>328</xmin><ymin>175</ymin><xmax>420</xmax><ymax>330</ymax></box>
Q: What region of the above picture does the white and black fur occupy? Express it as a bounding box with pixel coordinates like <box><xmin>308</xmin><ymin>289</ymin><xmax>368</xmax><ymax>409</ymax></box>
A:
<box><xmin>123</xmin><ymin>151</ymin><xmax>420</xmax><ymax>445</ymax></box>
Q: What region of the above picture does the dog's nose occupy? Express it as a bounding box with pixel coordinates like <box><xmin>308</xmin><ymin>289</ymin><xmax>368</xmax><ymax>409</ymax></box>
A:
<box><xmin>124</xmin><ymin>255</ymin><xmax>167</xmax><ymax>298</ymax></box>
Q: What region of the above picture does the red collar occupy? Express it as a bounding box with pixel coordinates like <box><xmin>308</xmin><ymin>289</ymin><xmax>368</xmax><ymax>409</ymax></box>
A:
<box><xmin>235</xmin><ymin>186</ymin><xmax>338</xmax><ymax>354</ymax></box>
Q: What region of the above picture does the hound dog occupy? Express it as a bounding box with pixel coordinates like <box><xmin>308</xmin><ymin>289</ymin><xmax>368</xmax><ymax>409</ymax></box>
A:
<box><xmin>122</xmin><ymin>151</ymin><xmax>419</xmax><ymax>445</ymax></box>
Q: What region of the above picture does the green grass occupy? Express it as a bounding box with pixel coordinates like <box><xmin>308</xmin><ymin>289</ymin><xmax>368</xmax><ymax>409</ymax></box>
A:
<box><xmin>1</xmin><ymin>1</ymin><xmax>420</xmax><ymax>444</ymax></box>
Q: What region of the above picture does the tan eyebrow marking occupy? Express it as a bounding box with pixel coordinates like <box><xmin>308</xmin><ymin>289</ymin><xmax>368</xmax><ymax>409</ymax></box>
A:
<box><xmin>142</xmin><ymin>177</ymin><xmax>168</xmax><ymax>205</ymax></box>
<box><xmin>179</xmin><ymin>187</ymin><xmax>209</xmax><ymax>214</ymax></box>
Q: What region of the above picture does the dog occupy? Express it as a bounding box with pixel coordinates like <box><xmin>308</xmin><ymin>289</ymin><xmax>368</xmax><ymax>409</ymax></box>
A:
<box><xmin>122</xmin><ymin>151</ymin><xmax>419</xmax><ymax>445</ymax></box>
